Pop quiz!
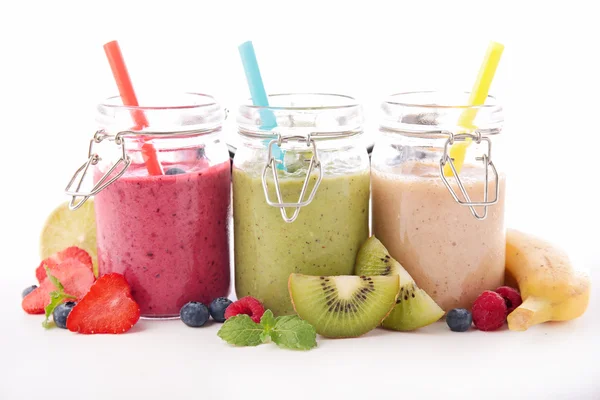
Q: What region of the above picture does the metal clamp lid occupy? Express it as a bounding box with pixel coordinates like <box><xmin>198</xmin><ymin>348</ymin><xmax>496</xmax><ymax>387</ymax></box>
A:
<box><xmin>65</xmin><ymin>125</ymin><xmax>224</xmax><ymax>210</ymax></box>
<box><xmin>439</xmin><ymin>131</ymin><xmax>499</xmax><ymax>220</ymax></box>
<box><xmin>261</xmin><ymin>133</ymin><xmax>323</xmax><ymax>223</ymax></box>
<box><xmin>65</xmin><ymin>130</ymin><xmax>132</xmax><ymax>210</ymax></box>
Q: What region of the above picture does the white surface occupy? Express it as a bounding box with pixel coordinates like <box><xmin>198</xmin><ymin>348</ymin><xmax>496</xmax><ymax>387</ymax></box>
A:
<box><xmin>2</xmin><ymin>286</ymin><xmax>599</xmax><ymax>400</ymax></box>
<box><xmin>1</xmin><ymin>0</ymin><xmax>599</xmax><ymax>399</ymax></box>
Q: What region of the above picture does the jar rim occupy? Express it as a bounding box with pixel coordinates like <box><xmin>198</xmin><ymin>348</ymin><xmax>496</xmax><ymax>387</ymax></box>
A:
<box><xmin>239</xmin><ymin>93</ymin><xmax>359</xmax><ymax>112</ymax></box>
<box><xmin>98</xmin><ymin>92</ymin><xmax>220</xmax><ymax>111</ymax></box>
<box><xmin>380</xmin><ymin>90</ymin><xmax>503</xmax><ymax>136</ymax></box>
<box><xmin>236</xmin><ymin>93</ymin><xmax>364</xmax><ymax>141</ymax></box>
<box><xmin>96</xmin><ymin>92</ymin><xmax>225</xmax><ymax>136</ymax></box>
<box><xmin>384</xmin><ymin>91</ymin><xmax>500</xmax><ymax>110</ymax></box>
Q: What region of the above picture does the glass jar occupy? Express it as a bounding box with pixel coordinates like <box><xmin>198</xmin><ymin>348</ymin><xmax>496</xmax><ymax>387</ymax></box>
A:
<box><xmin>372</xmin><ymin>91</ymin><xmax>506</xmax><ymax>311</ymax></box>
<box><xmin>66</xmin><ymin>93</ymin><xmax>231</xmax><ymax>319</ymax></box>
<box><xmin>233</xmin><ymin>93</ymin><xmax>370</xmax><ymax>316</ymax></box>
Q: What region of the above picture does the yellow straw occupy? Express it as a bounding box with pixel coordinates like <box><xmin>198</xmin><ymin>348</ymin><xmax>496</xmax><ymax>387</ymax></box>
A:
<box><xmin>443</xmin><ymin>41</ymin><xmax>504</xmax><ymax>177</ymax></box>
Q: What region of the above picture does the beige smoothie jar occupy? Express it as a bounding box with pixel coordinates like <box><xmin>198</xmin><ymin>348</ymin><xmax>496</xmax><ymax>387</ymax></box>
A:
<box><xmin>371</xmin><ymin>91</ymin><xmax>506</xmax><ymax>311</ymax></box>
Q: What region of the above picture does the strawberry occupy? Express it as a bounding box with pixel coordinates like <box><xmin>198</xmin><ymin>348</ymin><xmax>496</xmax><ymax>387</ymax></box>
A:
<box><xmin>22</xmin><ymin>278</ymin><xmax>57</xmax><ymax>314</ymax></box>
<box><xmin>66</xmin><ymin>273</ymin><xmax>140</xmax><ymax>334</ymax></box>
<box><xmin>50</xmin><ymin>259</ymin><xmax>97</xmax><ymax>299</ymax></box>
<box><xmin>22</xmin><ymin>259</ymin><xmax>95</xmax><ymax>314</ymax></box>
<box><xmin>36</xmin><ymin>247</ymin><xmax>93</xmax><ymax>283</ymax></box>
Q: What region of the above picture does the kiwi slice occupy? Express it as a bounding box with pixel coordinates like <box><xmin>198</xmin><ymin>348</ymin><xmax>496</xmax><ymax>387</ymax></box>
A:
<box><xmin>355</xmin><ymin>236</ymin><xmax>444</xmax><ymax>331</ymax></box>
<box><xmin>288</xmin><ymin>274</ymin><xmax>399</xmax><ymax>338</ymax></box>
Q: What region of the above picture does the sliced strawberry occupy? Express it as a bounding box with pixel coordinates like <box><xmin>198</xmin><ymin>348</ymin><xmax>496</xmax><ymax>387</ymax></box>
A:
<box><xmin>22</xmin><ymin>279</ymin><xmax>55</xmax><ymax>314</ymax></box>
<box><xmin>67</xmin><ymin>273</ymin><xmax>140</xmax><ymax>334</ymax></box>
<box><xmin>22</xmin><ymin>260</ymin><xmax>95</xmax><ymax>314</ymax></box>
<box><xmin>51</xmin><ymin>259</ymin><xmax>96</xmax><ymax>299</ymax></box>
<box><xmin>36</xmin><ymin>247</ymin><xmax>93</xmax><ymax>283</ymax></box>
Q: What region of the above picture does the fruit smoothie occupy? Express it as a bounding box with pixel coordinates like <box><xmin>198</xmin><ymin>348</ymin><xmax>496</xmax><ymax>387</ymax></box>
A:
<box><xmin>233</xmin><ymin>165</ymin><xmax>370</xmax><ymax>316</ymax></box>
<box><xmin>94</xmin><ymin>160</ymin><xmax>231</xmax><ymax>317</ymax></box>
<box><xmin>372</xmin><ymin>162</ymin><xmax>506</xmax><ymax>311</ymax></box>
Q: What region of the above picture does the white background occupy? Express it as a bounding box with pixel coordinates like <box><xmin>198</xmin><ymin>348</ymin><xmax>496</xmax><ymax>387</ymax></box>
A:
<box><xmin>0</xmin><ymin>1</ymin><xmax>599</xmax><ymax>399</ymax></box>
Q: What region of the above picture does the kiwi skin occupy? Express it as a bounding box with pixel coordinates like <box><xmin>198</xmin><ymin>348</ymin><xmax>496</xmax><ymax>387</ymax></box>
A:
<box><xmin>288</xmin><ymin>274</ymin><xmax>399</xmax><ymax>338</ymax></box>
<box><xmin>370</xmin><ymin>278</ymin><xmax>400</xmax><ymax>336</ymax></box>
<box><xmin>355</xmin><ymin>236</ymin><xmax>445</xmax><ymax>331</ymax></box>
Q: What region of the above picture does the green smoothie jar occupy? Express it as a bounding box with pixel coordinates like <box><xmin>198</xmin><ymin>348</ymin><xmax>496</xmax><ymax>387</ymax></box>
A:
<box><xmin>233</xmin><ymin>93</ymin><xmax>370</xmax><ymax>315</ymax></box>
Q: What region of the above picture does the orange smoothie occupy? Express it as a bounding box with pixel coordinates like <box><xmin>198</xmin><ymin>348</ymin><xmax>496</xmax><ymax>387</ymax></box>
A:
<box><xmin>371</xmin><ymin>162</ymin><xmax>506</xmax><ymax>311</ymax></box>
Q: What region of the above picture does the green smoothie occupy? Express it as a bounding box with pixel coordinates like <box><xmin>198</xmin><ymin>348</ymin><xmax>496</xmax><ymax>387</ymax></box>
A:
<box><xmin>233</xmin><ymin>164</ymin><xmax>370</xmax><ymax>315</ymax></box>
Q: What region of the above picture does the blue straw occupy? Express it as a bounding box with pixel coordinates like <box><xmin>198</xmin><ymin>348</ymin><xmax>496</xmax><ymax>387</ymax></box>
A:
<box><xmin>238</xmin><ymin>41</ymin><xmax>284</xmax><ymax>169</ymax></box>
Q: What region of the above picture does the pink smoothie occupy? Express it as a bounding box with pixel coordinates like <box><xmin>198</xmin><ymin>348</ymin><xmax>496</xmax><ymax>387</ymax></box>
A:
<box><xmin>94</xmin><ymin>160</ymin><xmax>231</xmax><ymax>317</ymax></box>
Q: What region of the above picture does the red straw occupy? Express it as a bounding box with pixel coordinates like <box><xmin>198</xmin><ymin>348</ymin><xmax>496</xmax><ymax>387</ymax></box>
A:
<box><xmin>103</xmin><ymin>40</ymin><xmax>163</xmax><ymax>176</ymax></box>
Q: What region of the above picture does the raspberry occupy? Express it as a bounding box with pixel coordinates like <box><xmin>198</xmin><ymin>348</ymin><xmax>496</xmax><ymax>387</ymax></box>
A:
<box><xmin>224</xmin><ymin>296</ymin><xmax>265</xmax><ymax>323</ymax></box>
<box><xmin>471</xmin><ymin>291</ymin><xmax>507</xmax><ymax>331</ymax></box>
<box><xmin>495</xmin><ymin>286</ymin><xmax>522</xmax><ymax>315</ymax></box>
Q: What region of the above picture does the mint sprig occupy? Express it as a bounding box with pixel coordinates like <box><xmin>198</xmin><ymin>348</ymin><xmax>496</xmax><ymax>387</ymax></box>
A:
<box><xmin>259</xmin><ymin>310</ymin><xmax>276</xmax><ymax>342</ymax></box>
<box><xmin>269</xmin><ymin>315</ymin><xmax>317</xmax><ymax>350</ymax></box>
<box><xmin>42</xmin><ymin>266</ymin><xmax>76</xmax><ymax>329</ymax></box>
<box><xmin>217</xmin><ymin>309</ymin><xmax>317</xmax><ymax>351</ymax></box>
<box><xmin>216</xmin><ymin>315</ymin><xmax>264</xmax><ymax>346</ymax></box>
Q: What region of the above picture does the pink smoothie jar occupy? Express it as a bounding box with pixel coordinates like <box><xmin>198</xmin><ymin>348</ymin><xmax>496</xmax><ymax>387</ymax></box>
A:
<box><xmin>66</xmin><ymin>93</ymin><xmax>231</xmax><ymax>318</ymax></box>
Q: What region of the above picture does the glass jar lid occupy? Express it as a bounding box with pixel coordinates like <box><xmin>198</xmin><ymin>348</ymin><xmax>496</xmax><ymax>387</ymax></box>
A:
<box><xmin>379</xmin><ymin>91</ymin><xmax>504</xmax><ymax>220</ymax></box>
<box><xmin>233</xmin><ymin>93</ymin><xmax>366</xmax><ymax>224</ymax></box>
<box><xmin>96</xmin><ymin>92</ymin><xmax>225</xmax><ymax>136</ymax></box>
<box><xmin>380</xmin><ymin>91</ymin><xmax>504</xmax><ymax>137</ymax></box>
<box><xmin>236</xmin><ymin>93</ymin><xmax>364</xmax><ymax>139</ymax></box>
<box><xmin>66</xmin><ymin>93</ymin><xmax>226</xmax><ymax>210</ymax></box>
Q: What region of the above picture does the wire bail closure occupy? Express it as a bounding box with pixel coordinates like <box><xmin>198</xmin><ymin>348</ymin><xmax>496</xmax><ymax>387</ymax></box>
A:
<box><xmin>261</xmin><ymin>134</ymin><xmax>323</xmax><ymax>223</ymax></box>
<box><xmin>439</xmin><ymin>131</ymin><xmax>499</xmax><ymax>220</ymax></box>
<box><xmin>65</xmin><ymin>130</ymin><xmax>131</xmax><ymax>211</ymax></box>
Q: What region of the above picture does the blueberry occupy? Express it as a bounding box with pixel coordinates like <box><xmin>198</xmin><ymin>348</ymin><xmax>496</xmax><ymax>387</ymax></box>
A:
<box><xmin>22</xmin><ymin>285</ymin><xmax>37</xmax><ymax>298</ymax></box>
<box><xmin>209</xmin><ymin>297</ymin><xmax>233</xmax><ymax>323</ymax></box>
<box><xmin>180</xmin><ymin>302</ymin><xmax>210</xmax><ymax>327</ymax></box>
<box><xmin>165</xmin><ymin>168</ymin><xmax>186</xmax><ymax>175</ymax></box>
<box><xmin>53</xmin><ymin>302</ymin><xmax>76</xmax><ymax>329</ymax></box>
<box><xmin>446</xmin><ymin>308</ymin><xmax>473</xmax><ymax>332</ymax></box>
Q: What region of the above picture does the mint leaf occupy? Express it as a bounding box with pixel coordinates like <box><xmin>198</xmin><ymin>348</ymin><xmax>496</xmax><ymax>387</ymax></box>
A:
<box><xmin>42</xmin><ymin>268</ymin><xmax>76</xmax><ymax>329</ymax></box>
<box><xmin>217</xmin><ymin>310</ymin><xmax>317</xmax><ymax>350</ymax></box>
<box><xmin>260</xmin><ymin>310</ymin><xmax>276</xmax><ymax>331</ymax></box>
<box><xmin>271</xmin><ymin>316</ymin><xmax>317</xmax><ymax>350</ymax></box>
<box><xmin>43</xmin><ymin>292</ymin><xmax>63</xmax><ymax>328</ymax></box>
<box><xmin>259</xmin><ymin>330</ymin><xmax>271</xmax><ymax>343</ymax></box>
<box><xmin>217</xmin><ymin>315</ymin><xmax>264</xmax><ymax>346</ymax></box>
<box><xmin>259</xmin><ymin>310</ymin><xmax>276</xmax><ymax>343</ymax></box>
<box><xmin>45</xmin><ymin>266</ymin><xmax>64</xmax><ymax>292</ymax></box>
